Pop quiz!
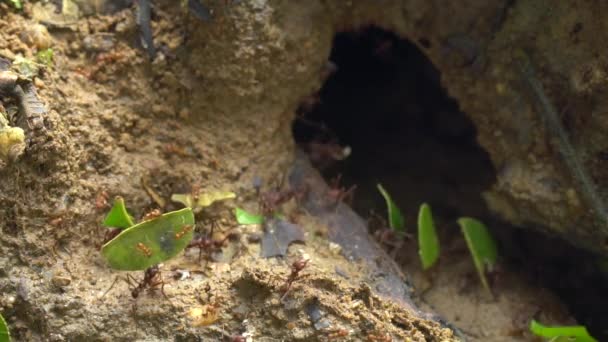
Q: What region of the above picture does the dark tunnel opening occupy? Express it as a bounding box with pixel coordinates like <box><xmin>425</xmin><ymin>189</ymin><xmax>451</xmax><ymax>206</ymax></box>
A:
<box><xmin>293</xmin><ymin>27</ymin><xmax>495</xmax><ymax>226</ymax></box>
<box><xmin>293</xmin><ymin>26</ymin><xmax>608</xmax><ymax>340</ymax></box>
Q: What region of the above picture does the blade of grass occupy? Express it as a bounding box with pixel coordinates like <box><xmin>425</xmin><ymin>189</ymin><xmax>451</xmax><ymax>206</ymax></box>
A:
<box><xmin>0</xmin><ymin>313</ymin><xmax>10</xmax><ymax>342</ymax></box>
<box><xmin>458</xmin><ymin>217</ymin><xmax>497</xmax><ymax>293</ymax></box>
<box><xmin>377</xmin><ymin>183</ymin><xmax>405</xmax><ymax>232</ymax></box>
<box><xmin>418</xmin><ymin>203</ymin><xmax>440</xmax><ymax>270</ymax></box>
<box><xmin>529</xmin><ymin>320</ymin><xmax>597</xmax><ymax>342</ymax></box>
<box><xmin>102</xmin><ymin>196</ymin><xmax>134</xmax><ymax>229</ymax></box>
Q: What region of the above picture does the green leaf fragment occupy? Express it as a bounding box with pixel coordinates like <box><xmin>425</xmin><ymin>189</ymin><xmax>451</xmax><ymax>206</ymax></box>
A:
<box><xmin>0</xmin><ymin>313</ymin><xmax>10</xmax><ymax>342</ymax></box>
<box><xmin>35</xmin><ymin>48</ymin><xmax>54</xmax><ymax>67</ymax></box>
<box><xmin>235</xmin><ymin>207</ymin><xmax>263</xmax><ymax>225</ymax></box>
<box><xmin>103</xmin><ymin>196</ymin><xmax>134</xmax><ymax>229</ymax></box>
<box><xmin>102</xmin><ymin>208</ymin><xmax>195</xmax><ymax>271</ymax></box>
<box><xmin>529</xmin><ymin>320</ymin><xmax>597</xmax><ymax>342</ymax></box>
<box><xmin>418</xmin><ymin>203</ymin><xmax>440</xmax><ymax>270</ymax></box>
<box><xmin>171</xmin><ymin>193</ymin><xmax>193</xmax><ymax>208</ymax></box>
<box><xmin>6</xmin><ymin>0</ymin><xmax>22</xmax><ymax>9</ymax></box>
<box><xmin>458</xmin><ymin>217</ymin><xmax>498</xmax><ymax>293</ymax></box>
<box><xmin>377</xmin><ymin>183</ymin><xmax>405</xmax><ymax>232</ymax></box>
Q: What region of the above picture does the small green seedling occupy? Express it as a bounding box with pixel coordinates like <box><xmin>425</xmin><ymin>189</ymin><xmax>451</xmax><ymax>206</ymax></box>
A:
<box><xmin>171</xmin><ymin>190</ymin><xmax>236</xmax><ymax>212</ymax></box>
<box><xmin>0</xmin><ymin>313</ymin><xmax>9</xmax><ymax>342</ymax></box>
<box><xmin>103</xmin><ymin>196</ymin><xmax>134</xmax><ymax>229</ymax></box>
<box><xmin>235</xmin><ymin>207</ymin><xmax>263</xmax><ymax>225</ymax></box>
<box><xmin>377</xmin><ymin>183</ymin><xmax>405</xmax><ymax>232</ymax></box>
<box><xmin>418</xmin><ymin>203</ymin><xmax>439</xmax><ymax>270</ymax></box>
<box><xmin>529</xmin><ymin>320</ymin><xmax>597</xmax><ymax>342</ymax></box>
<box><xmin>35</xmin><ymin>48</ymin><xmax>54</xmax><ymax>67</ymax></box>
<box><xmin>458</xmin><ymin>217</ymin><xmax>498</xmax><ymax>293</ymax></box>
<box><xmin>102</xmin><ymin>208</ymin><xmax>195</xmax><ymax>271</ymax></box>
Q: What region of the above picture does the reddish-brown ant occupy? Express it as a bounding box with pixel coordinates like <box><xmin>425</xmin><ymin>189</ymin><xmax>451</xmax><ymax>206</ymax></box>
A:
<box><xmin>126</xmin><ymin>265</ymin><xmax>167</xmax><ymax>299</ymax></box>
<box><xmin>327</xmin><ymin>174</ymin><xmax>357</xmax><ymax>207</ymax></box>
<box><xmin>99</xmin><ymin>228</ymin><xmax>122</xmax><ymax>249</ymax></box>
<box><xmin>368</xmin><ymin>210</ymin><xmax>411</xmax><ymax>255</ymax></box>
<box><xmin>102</xmin><ymin>265</ymin><xmax>170</xmax><ymax>305</ymax></box>
<box><xmin>366</xmin><ymin>332</ymin><xmax>392</xmax><ymax>342</ymax></box>
<box><xmin>280</xmin><ymin>257</ymin><xmax>309</xmax><ymax>300</ymax></box>
<box><xmin>136</xmin><ymin>242</ymin><xmax>153</xmax><ymax>257</ymax></box>
<box><xmin>257</xmin><ymin>181</ymin><xmax>308</xmax><ymax>219</ymax></box>
<box><xmin>305</xmin><ymin>140</ymin><xmax>351</xmax><ymax>170</ymax></box>
<box><xmin>141</xmin><ymin>208</ymin><xmax>162</xmax><ymax>221</ymax></box>
<box><xmin>323</xmin><ymin>328</ymin><xmax>350</xmax><ymax>339</ymax></box>
<box><xmin>74</xmin><ymin>50</ymin><xmax>129</xmax><ymax>81</ymax></box>
<box><xmin>175</xmin><ymin>224</ymin><xmax>193</xmax><ymax>240</ymax></box>
<box><xmin>186</xmin><ymin>221</ymin><xmax>239</xmax><ymax>264</ymax></box>
<box><xmin>95</xmin><ymin>190</ymin><xmax>109</xmax><ymax>211</ymax></box>
<box><xmin>258</xmin><ymin>186</ymin><xmax>297</xmax><ymax>218</ymax></box>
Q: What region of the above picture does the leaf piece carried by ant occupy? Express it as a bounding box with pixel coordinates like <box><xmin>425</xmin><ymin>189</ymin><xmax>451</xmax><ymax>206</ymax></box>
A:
<box><xmin>261</xmin><ymin>218</ymin><xmax>305</xmax><ymax>258</ymax></box>
<box><xmin>172</xmin><ymin>191</ymin><xmax>236</xmax><ymax>211</ymax></box>
<box><xmin>0</xmin><ymin>313</ymin><xmax>10</xmax><ymax>342</ymax></box>
<box><xmin>235</xmin><ymin>207</ymin><xmax>264</xmax><ymax>225</ymax></box>
<box><xmin>529</xmin><ymin>320</ymin><xmax>597</xmax><ymax>342</ymax></box>
<box><xmin>103</xmin><ymin>196</ymin><xmax>134</xmax><ymax>229</ymax></box>
<box><xmin>458</xmin><ymin>217</ymin><xmax>497</xmax><ymax>293</ymax></box>
<box><xmin>418</xmin><ymin>203</ymin><xmax>440</xmax><ymax>270</ymax></box>
<box><xmin>377</xmin><ymin>183</ymin><xmax>405</xmax><ymax>232</ymax></box>
<box><xmin>102</xmin><ymin>208</ymin><xmax>195</xmax><ymax>271</ymax></box>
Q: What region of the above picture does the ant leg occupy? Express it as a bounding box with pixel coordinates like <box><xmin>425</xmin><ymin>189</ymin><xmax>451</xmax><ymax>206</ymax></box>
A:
<box><xmin>101</xmin><ymin>276</ymin><xmax>120</xmax><ymax>298</ymax></box>
<box><xmin>341</xmin><ymin>185</ymin><xmax>357</xmax><ymax>207</ymax></box>
<box><xmin>125</xmin><ymin>273</ymin><xmax>138</xmax><ymax>287</ymax></box>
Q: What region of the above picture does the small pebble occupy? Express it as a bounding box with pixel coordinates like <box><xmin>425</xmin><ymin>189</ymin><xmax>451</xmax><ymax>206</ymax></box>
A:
<box><xmin>19</xmin><ymin>24</ymin><xmax>53</xmax><ymax>50</ymax></box>
<box><xmin>52</xmin><ymin>275</ymin><xmax>71</xmax><ymax>287</ymax></box>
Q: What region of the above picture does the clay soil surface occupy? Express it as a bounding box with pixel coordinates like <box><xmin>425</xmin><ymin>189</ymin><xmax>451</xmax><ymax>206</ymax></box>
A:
<box><xmin>0</xmin><ymin>2</ymin><xmax>577</xmax><ymax>342</ymax></box>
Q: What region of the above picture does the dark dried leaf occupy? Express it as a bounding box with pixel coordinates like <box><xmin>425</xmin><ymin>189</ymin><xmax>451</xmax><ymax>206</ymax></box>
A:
<box><xmin>261</xmin><ymin>218</ymin><xmax>305</xmax><ymax>258</ymax></box>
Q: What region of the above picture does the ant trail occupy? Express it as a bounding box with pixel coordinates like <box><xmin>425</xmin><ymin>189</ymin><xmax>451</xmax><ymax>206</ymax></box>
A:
<box><xmin>519</xmin><ymin>54</ymin><xmax>608</xmax><ymax>232</ymax></box>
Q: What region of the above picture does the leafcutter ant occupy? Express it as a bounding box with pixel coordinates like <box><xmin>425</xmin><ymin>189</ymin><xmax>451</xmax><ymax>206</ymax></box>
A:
<box><xmin>141</xmin><ymin>208</ymin><xmax>162</xmax><ymax>221</ymax></box>
<box><xmin>257</xmin><ymin>176</ymin><xmax>308</xmax><ymax>219</ymax></box>
<box><xmin>326</xmin><ymin>174</ymin><xmax>357</xmax><ymax>207</ymax></box>
<box><xmin>102</xmin><ymin>265</ymin><xmax>170</xmax><ymax>307</ymax></box>
<box><xmin>186</xmin><ymin>220</ymin><xmax>240</xmax><ymax>265</ymax></box>
<box><xmin>280</xmin><ymin>257</ymin><xmax>309</xmax><ymax>300</ymax></box>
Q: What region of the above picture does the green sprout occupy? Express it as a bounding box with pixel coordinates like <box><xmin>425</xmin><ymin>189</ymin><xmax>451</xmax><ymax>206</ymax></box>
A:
<box><xmin>235</xmin><ymin>207</ymin><xmax>263</xmax><ymax>225</ymax></box>
<box><xmin>103</xmin><ymin>196</ymin><xmax>134</xmax><ymax>229</ymax></box>
<box><xmin>101</xmin><ymin>208</ymin><xmax>195</xmax><ymax>271</ymax></box>
<box><xmin>529</xmin><ymin>320</ymin><xmax>597</xmax><ymax>342</ymax></box>
<box><xmin>0</xmin><ymin>313</ymin><xmax>9</xmax><ymax>342</ymax></box>
<box><xmin>377</xmin><ymin>183</ymin><xmax>405</xmax><ymax>232</ymax></box>
<box><xmin>458</xmin><ymin>217</ymin><xmax>498</xmax><ymax>293</ymax></box>
<box><xmin>35</xmin><ymin>48</ymin><xmax>54</xmax><ymax>67</ymax></box>
<box><xmin>418</xmin><ymin>203</ymin><xmax>439</xmax><ymax>270</ymax></box>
